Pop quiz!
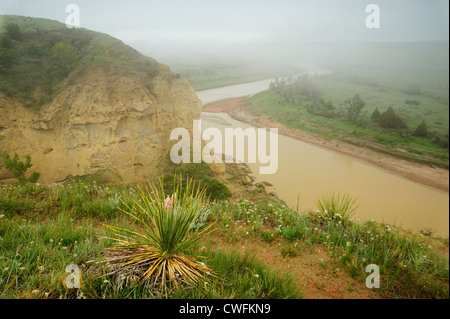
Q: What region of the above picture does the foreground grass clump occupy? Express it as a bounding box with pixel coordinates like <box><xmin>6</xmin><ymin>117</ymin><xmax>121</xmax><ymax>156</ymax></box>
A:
<box><xmin>162</xmin><ymin>161</ymin><xmax>232</xmax><ymax>201</ymax></box>
<box><xmin>0</xmin><ymin>213</ymin><xmax>110</xmax><ymax>298</ymax></box>
<box><xmin>312</xmin><ymin>192</ymin><xmax>358</xmax><ymax>226</ymax></box>
<box><xmin>95</xmin><ymin>177</ymin><xmax>217</xmax><ymax>294</ymax></box>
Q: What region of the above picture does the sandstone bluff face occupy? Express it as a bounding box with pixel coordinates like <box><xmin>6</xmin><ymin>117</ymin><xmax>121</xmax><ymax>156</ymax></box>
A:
<box><xmin>0</xmin><ymin>64</ymin><xmax>201</xmax><ymax>183</ymax></box>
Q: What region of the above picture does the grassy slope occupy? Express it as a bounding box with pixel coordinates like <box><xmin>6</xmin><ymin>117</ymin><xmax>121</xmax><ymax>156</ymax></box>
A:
<box><xmin>171</xmin><ymin>62</ymin><xmax>303</xmax><ymax>91</ymax></box>
<box><xmin>0</xmin><ymin>15</ymin><xmax>160</xmax><ymax>109</ymax></box>
<box><xmin>0</xmin><ymin>160</ymin><xmax>448</xmax><ymax>299</ymax></box>
<box><xmin>244</xmin><ymin>87</ymin><xmax>449</xmax><ymax>167</ymax></box>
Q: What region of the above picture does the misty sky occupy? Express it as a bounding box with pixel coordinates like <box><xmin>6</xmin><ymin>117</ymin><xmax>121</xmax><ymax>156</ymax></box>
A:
<box><xmin>1</xmin><ymin>0</ymin><xmax>449</xmax><ymax>62</ymax></box>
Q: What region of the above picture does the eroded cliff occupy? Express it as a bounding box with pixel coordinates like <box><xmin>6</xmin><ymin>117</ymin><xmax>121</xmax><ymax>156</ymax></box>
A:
<box><xmin>0</xmin><ymin>24</ymin><xmax>201</xmax><ymax>183</ymax></box>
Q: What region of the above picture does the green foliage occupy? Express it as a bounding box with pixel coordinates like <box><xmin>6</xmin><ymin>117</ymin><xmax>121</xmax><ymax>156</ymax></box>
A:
<box><xmin>201</xmin><ymin>177</ymin><xmax>232</xmax><ymax>201</ymax></box>
<box><xmin>50</xmin><ymin>42</ymin><xmax>78</xmax><ymax>78</ymax></box>
<box><xmin>270</xmin><ymin>75</ymin><xmax>322</xmax><ymax>105</ymax></box>
<box><xmin>281</xmin><ymin>226</ymin><xmax>299</xmax><ymax>241</ymax></box>
<box><xmin>343</xmin><ymin>94</ymin><xmax>366</xmax><ymax>122</ymax></box>
<box><xmin>370</xmin><ymin>107</ymin><xmax>381</xmax><ymax>121</ymax></box>
<box><xmin>262</xmin><ymin>231</ymin><xmax>275</xmax><ymax>243</ymax></box>
<box><xmin>378</xmin><ymin>106</ymin><xmax>408</xmax><ymax>129</ymax></box>
<box><xmin>100</xmin><ymin>176</ymin><xmax>217</xmax><ymax>293</ymax></box>
<box><xmin>313</xmin><ymin>192</ymin><xmax>358</xmax><ymax>225</ymax></box>
<box><xmin>280</xmin><ymin>244</ymin><xmax>299</xmax><ymax>258</ymax></box>
<box><xmin>4</xmin><ymin>23</ymin><xmax>23</xmax><ymax>41</ymax></box>
<box><xmin>0</xmin><ymin>15</ymin><xmax>160</xmax><ymax>110</ymax></box>
<box><xmin>0</xmin><ymin>179</ymin><xmax>448</xmax><ymax>299</ymax></box>
<box><xmin>166</xmin><ymin>161</ymin><xmax>232</xmax><ymax>201</ymax></box>
<box><xmin>413</xmin><ymin>120</ymin><xmax>429</xmax><ymax>137</ymax></box>
<box><xmin>3</xmin><ymin>152</ymin><xmax>40</xmax><ymax>184</ymax></box>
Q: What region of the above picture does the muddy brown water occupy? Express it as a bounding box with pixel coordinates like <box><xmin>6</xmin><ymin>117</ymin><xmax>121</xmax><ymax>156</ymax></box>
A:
<box><xmin>196</xmin><ymin>76</ymin><xmax>449</xmax><ymax>238</ymax></box>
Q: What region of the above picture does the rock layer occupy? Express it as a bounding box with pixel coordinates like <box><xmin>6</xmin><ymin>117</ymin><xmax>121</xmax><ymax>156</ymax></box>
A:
<box><xmin>0</xmin><ymin>64</ymin><xmax>201</xmax><ymax>183</ymax></box>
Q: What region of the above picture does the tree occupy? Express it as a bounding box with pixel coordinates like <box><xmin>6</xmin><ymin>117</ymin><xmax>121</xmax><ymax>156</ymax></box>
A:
<box><xmin>378</xmin><ymin>106</ymin><xmax>408</xmax><ymax>129</ymax></box>
<box><xmin>4</xmin><ymin>23</ymin><xmax>23</xmax><ymax>41</ymax></box>
<box><xmin>370</xmin><ymin>107</ymin><xmax>381</xmax><ymax>121</ymax></box>
<box><xmin>413</xmin><ymin>120</ymin><xmax>428</xmax><ymax>137</ymax></box>
<box><xmin>51</xmin><ymin>42</ymin><xmax>78</xmax><ymax>78</ymax></box>
<box><xmin>3</xmin><ymin>152</ymin><xmax>40</xmax><ymax>184</ymax></box>
<box><xmin>343</xmin><ymin>94</ymin><xmax>366</xmax><ymax>122</ymax></box>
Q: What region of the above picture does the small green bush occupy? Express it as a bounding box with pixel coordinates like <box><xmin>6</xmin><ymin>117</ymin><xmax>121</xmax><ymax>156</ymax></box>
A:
<box><xmin>3</xmin><ymin>152</ymin><xmax>40</xmax><ymax>184</ymax></box>
<box><xmin>281</xmin><ymin>226</ymin><xmax>299</xmax><ymax>241</ymax></box>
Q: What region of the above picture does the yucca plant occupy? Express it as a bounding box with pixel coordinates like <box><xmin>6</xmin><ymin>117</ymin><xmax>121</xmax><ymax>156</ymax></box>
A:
<box><xmin>313</xmin><ymin>192</ymin><xmax>358</xmax><ymax>225</ymax></box>
<box><xmin>100</xmin><ymin>176</ymin><xmax>217</xmax><ymax>294</ymax></box>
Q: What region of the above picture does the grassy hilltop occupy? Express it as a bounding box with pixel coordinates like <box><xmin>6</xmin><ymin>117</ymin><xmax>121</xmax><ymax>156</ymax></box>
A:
<box><xmin>0</xmin><ymin>15</ymin><xmax>160</xmax><ymax>109</ymax></box>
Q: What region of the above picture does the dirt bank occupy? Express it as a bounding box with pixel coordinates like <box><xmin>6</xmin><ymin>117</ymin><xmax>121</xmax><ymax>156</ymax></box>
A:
<box><xmin>202</xmin><ymin>96</ymin><xmax>449</xmax><ymax>193</ymax></box>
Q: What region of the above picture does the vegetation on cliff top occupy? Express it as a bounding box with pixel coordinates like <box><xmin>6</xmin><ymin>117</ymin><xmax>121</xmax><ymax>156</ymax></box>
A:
<box><xmin>0</xmin><ymin>15</ymin><xmax>160</xmax><ymax>110</ymax></box>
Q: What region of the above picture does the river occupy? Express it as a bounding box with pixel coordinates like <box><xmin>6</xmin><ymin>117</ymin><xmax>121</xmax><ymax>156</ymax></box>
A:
<box><xmin>196</xmin><ymin>76</ymin><xmax>449</xmax><ymax>238</ymax></box>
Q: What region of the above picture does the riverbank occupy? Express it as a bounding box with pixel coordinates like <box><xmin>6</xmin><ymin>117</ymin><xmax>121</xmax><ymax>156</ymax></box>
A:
<box><xmin>202</xmin><ymin>96</ymin><xmax>449</xmax><ymax>193</ymax></box>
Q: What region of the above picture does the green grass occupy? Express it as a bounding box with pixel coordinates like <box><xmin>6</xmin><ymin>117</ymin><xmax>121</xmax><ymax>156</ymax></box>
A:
<box><xmin>170</xmin><ymin>250</ymin><xmax>301</xmax><ymax>299</ymax></box>
<box><xmin>172</xmin><ymin>62</ymin><xmax>303</xmax><ymax>91</ymax></box>
<box><xmin>161</xmin><ymin>160</ymin><xmax>231</xmax><ymax>201</ymax></box>
<box><xmin>0</xmin><ymin>171</ymin><xmax>448</xmax><ymax>299</ymax></box>
<box><xmin>314</xmin><ymin>73</ymin><xmax>449</xmax><ymax>136</ymax></box>
<box><xmin>0</xmin><ymin>212</ymin><xmax>112</xmax><ymax>298</ymax></box>
<box><xmin>244</xmin><ymin>89</ymin><xmax>449</xmax><ymax>167</ymax></box>
<box><xmin>207</xmin><ymin>197</ymin><xmax>449</xmax><ymax>298</ymax></box>
<box><xmin>0</xmin><ymin>179</ymin><xmax>300</xmax><ymax>299</ymax></box>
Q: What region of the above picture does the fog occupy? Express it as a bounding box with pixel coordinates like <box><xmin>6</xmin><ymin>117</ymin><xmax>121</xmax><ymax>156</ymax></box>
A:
<box><xmin>1</xmin><ymin>0</ymin><xmax>449</xmax><ymax>67</ymax></box>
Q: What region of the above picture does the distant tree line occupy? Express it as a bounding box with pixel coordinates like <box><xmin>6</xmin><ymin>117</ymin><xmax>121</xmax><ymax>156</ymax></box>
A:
<box><xmin>270</xmin><ymin>76</ymin><xmax>368</xmax><ymax>123</ymax></box>
<box><xmin>270</xmin><ymin>76</ymin><xmax>448</xmax><ymax>149</ymax></box>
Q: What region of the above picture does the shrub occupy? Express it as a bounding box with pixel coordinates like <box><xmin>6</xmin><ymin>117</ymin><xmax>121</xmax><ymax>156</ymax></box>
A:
<box><xmin>98</xmin><ymin>176</ymin><xmax>217</xmax><ymax>294</ymax></box>
<box><xmin>281</xmin><ymin>226</ymin><xmax>299</xmax><ymax>241</ymax></box>
<box><xmin>3</xmin><ymin>152</ymin><xmax>40</xmax><ymax>184</ymax></box>
<box><xmin>377</xmin><ymin>106</ymin><xmax>408</xmax><ymax>129</ymax></box>
<box><xmin>201</xmin><ymin>177</ymin><xmax>231</xmax><ymax>201</ymax></box>
<box><xmin>370</xmin><ymin>107</ymin><xmax>381</xmax><ymax>121</ymax></box>
<box><xmin>51</xmin><ymin>42</ymin><xmax>78</xmax><ymax>78</ymax></box>
<box><xmin>313</xmin><ymin>192</ymin><xmax>358</xmax><ymax>225</ymax></box>
<box><xmin>413</xmin><ymin>120</ymin><xmax>429</xmax><ymax>137</ymax></box>
<box><xmin>342</xmin><ymin>94</ymin><xmax>366</xmax><ymax>122</ymax></box>
<box><xmin>4</xmin><ymin>23</ymin><xmax>23</xmax><ymax>41</ymax></box>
